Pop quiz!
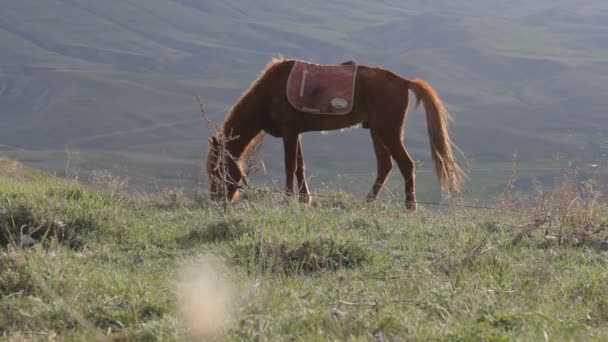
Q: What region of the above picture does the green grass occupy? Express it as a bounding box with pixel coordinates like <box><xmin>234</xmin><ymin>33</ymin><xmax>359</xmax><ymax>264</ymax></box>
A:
<box><xmin>1</xmin><ymin>160</ymin><xmax>607</xmax><ymax>340</ymax></box>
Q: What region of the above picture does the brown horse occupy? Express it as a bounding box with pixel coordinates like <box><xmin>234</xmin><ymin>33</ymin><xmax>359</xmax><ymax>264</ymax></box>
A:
<box><xmin>206</xmin><ymin>58</ymin><xmax>464</xmax><ymax>210</ymax></box>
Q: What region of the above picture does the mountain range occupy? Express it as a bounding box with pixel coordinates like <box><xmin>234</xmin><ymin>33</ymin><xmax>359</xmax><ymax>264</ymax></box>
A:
<box><xmin>1</xmin><ymin>0</ymin><xmax>607</xmax><ymax>197</ymax></box>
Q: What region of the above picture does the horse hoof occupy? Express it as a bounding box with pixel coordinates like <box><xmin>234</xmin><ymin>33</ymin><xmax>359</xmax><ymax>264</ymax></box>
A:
<box><xmin>299</xmin><ymin>194</ymin><xmax>312</xmax><ymax>205</ymax></box>
<box><xmin>405</xmin><ymin>201</ymin><xmax>418</xmax><ymax>212</ymax></box>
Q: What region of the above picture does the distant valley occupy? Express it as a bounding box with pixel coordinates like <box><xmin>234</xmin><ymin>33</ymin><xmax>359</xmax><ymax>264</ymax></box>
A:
<box><xmin>1</xmin><ymin>0</ymin><xmax>607</xmax><ymax>198</ymax></box>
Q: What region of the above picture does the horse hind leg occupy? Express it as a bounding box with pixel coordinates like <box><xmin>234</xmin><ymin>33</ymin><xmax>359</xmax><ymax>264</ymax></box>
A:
<box><xmin>296</xmin><ymin>138</ymin><xmax>311</xmax><ymax>204</ymax></box>
<box><xmin>366</xmin><ymin>129</ymin><xmax>393</xmax><ymax>201</ymax></box>
<box><xmin>384</xmin><ymin>135</ymin><xmax>417</xmax><ymax>211</ymax></box>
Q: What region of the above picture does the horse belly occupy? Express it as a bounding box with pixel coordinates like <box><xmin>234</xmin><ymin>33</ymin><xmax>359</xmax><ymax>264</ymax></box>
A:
<box><xmin>298</xmin><ymin>111</ymin><xmax>366</xmax><ymax>133</ymax></box>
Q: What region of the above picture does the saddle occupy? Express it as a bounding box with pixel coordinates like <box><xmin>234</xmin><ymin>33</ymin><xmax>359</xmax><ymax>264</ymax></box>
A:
<box><xmin>286</xmin><ymin>60</ymin><xmax>358</xmax><ymax>115</ymax></box>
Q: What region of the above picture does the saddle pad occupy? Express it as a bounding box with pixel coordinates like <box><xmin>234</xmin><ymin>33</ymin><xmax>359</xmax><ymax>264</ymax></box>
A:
<box><xmin>286</xmin><ymin>60</ymin><xmax>358</xmax><ymax>115</ymax></box>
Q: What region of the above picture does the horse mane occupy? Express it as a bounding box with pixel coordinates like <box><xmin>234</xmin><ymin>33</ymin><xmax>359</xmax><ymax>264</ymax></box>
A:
<box><xmin>221</xmin><ymin>57</ymin><xmax>288</xmax><ymax>133</ymax></box>
<box><xmin>219</xmin><ymin>57</ymin><xmax>290</xmax><ymax>172</ymax></box>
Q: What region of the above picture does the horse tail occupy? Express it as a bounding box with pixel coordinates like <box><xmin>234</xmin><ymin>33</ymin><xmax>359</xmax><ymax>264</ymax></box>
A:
<box><xmin>403</xmin><ymin>78</ymin><xmax>465</xmax><ymax>193</ymax></box>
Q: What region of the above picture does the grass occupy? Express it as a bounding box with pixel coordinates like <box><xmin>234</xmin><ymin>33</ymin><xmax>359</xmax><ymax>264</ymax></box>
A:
<box><xmin>1</xmin><ymin>160</ymin><xmax>607</xmax><ymax>340</ymax></box>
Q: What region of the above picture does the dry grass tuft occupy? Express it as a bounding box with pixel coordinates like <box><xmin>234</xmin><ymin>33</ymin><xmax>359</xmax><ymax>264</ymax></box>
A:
<box><xmin>0</xmin><ymin>203</ymin><xmax>96</xmax><ymax>249</ymax></box>
<box><xmin>0</xmin><ymin>248</ymin><xmax>36</xmax><ymax>297</ymax></box>
<box><xmin>235</xmin><ymin>237</ymin><xmax>369</xmax><ymax>274</ymax></box>
<box><xmin>186</xmin><ymin>219</ymin><xmax>251</xmax><ymax>243</ymax></box>
<box><xmin>0</xmin><ymin>157</ymin><xmax>43</xmax><ymax>181</ymax></box>
<box><xmin>506</xmin><ymin>171</ymin><xmax>607</xmax><ymax>248</ymax></box>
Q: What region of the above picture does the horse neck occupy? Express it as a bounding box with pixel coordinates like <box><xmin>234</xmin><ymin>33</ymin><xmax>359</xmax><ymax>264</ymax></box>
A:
<box><xmin>221</xmin><ymin>67</ymin><xmax>272</xmax><ymax>158</ymax></box>
<box><xmin>221</xmin><ymin>111</ymin><xmax>261</xmax><ymax>158</ymax></box>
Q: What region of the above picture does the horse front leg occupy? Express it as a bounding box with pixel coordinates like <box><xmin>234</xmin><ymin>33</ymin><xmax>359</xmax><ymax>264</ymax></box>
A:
<box><xmin>367</xmin><ymin>129</ymin><xmax>393</xmax><ymax>201</ymax></box>
<box><xmin>296</xmin><ymin>138</ymin><xmax>312</xmax><ymax>204</ymax></box>
<box><xmin>282</xmin><ymin>133</ymin><xmax>299</xmax><ymax>200</ymax></box>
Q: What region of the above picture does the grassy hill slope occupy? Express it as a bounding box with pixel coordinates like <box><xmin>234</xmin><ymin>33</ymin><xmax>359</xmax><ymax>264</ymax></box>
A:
<box><xmin>0</xmin><ymin>159</ymin><xmax>607</xmax><ymax>340</ymax></box>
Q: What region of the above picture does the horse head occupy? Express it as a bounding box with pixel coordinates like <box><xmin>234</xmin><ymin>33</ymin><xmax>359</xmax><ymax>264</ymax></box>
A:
<box><xmin>206</xmin><ymin>136</ymin><xmax>245</xmax><ymax>202</ymax></box>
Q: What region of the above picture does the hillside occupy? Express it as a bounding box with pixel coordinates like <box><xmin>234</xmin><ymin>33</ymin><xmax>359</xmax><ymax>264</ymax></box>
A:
<box><xmin>1</xmin><ymin>159</ymin><xmax>607</xmax><ymax>340</ymax></box>
<box><xmin>1</xmin><ymin>0</ymin><xmax>608</xmax><ymax>195</ymax></box>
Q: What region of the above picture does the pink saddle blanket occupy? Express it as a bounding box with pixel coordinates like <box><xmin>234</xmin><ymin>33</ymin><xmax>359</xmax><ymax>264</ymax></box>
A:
<box><xmin>286</xmin><ymin>60</ymin><xmax>358</xmax><ymax>115</ymax></box>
